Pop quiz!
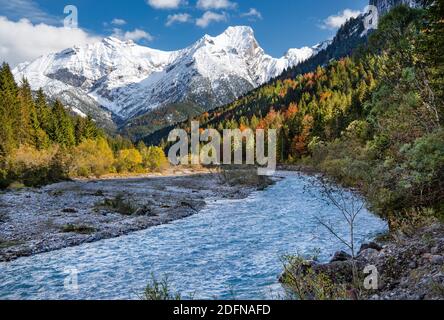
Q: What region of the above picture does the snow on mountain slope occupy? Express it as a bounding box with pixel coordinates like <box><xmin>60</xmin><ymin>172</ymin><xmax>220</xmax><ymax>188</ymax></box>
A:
<box><xmin>369</xmin><ymin>0</ymin><xmax>422</xmax><ymax>15</ymax></box>
<box><xmin>13</xmin><ymin>26</ymin><xmax>320</xmax><ymax>123</ymax></box>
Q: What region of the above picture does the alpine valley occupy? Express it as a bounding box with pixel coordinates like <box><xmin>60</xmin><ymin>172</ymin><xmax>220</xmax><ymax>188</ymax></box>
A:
<box><xmin>1</xmin><ymin>0</ymin><xmax>443</xmax><ymax>302</ymax></box>
<box><xmin>11</xmin><ymin>0</ymin><xmax>423</xmax><ymax>140</ymax></box>
<box><xmin>13</xmin><ymin>26</ymin><xmax>327</xmax><ymax>137</ymax></box>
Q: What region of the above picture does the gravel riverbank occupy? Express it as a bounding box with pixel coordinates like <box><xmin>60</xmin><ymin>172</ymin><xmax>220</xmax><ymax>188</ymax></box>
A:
<box><xmin>0</xmin><ymin>169</ymin><xmax>273</xmax><ymax>262</ymax></box>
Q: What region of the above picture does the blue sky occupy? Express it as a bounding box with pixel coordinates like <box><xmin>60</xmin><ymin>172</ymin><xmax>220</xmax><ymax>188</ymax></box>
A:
<box><xmin>0</xmin><ymin>0</ymin><xmax>369</xmax><ymax>65</ymax></box>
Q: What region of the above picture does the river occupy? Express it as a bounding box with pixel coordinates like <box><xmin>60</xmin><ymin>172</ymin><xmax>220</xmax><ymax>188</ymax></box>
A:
<box><xmin>0</xmin><ymin>172</ymin><xmax>387</xmax><ymax>300</ymax></box>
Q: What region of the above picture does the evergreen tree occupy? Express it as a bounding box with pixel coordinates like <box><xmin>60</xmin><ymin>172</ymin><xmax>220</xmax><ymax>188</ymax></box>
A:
<box><xmin>0</xmin><ymin>63</ymin><xmax>19</xmax><ymax>154</ymax></box>
<box><xmin>35</xmin><ymin>89</ymin><xmax>51</xmax><ymax>133</ymax></box>
<box><xmin>74</xmin><ymin>116</ymin><xmax>97</xmax><ymax>144</ymax></box>
<box><xmin>49</xmin><ymin>100</ymin><xmax>76</xmax><ymax>147</ymax></box>
<box><xmin>74</xmin><ymin>117</ymin><xmax>87</xmax><ymax>145</ymax></box>
<box><xmin>17</xmin><ymin>78</ymin><xmax>39</xmax><ymax>146</ymax></box>
<box><xmin>84</xmin><ymin>115</ymin><xmax>98</xmax><ymax>140</ymax></box>
<box><xmin>417</xmin><ymin>0</ymin><xmax>444</xmax><ymax>125</ymax></box>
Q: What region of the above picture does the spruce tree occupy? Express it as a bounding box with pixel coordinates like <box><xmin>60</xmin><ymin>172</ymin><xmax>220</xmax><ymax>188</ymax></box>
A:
<box><xmin>17</xmin><ymin>78</ymin><xmax>38</xmax><ymax>146</ymax></box>
<box><xmin>74</xmin><ymin>115</ymin><xmax>99</xmax><ymax>144</ymax></box>
<box><xmin>50</xmin><ymin>100</ymin><xmax>76</xmax><ymax>147</ymax></box>
<box><xmin>35</xmin><ymin>89</ymin><xmax>51</xmax><ymax>133</ymax></box>
<box><xmin>83</xmin><ymin>115</ymin><xmax>98</xmax><ymax>140</ymax></box>
<box><xmin>0</xmin><ymin>63</ymin><xmax>19</xmax><ymax>154</ymax></box>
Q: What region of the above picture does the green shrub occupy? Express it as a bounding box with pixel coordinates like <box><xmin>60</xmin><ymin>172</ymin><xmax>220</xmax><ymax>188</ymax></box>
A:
<box><xmin>96</xmin><ymin>193</ymin><xmax>137</xmax><ymax>215</ymax></box>
<box><xmin>61</xmin><ymin>224</ymin><xmax>96</xmax><ymax>234</ymax></box>
<box><xmin>281</xmin><ymin>255</ymin><xmax>349</xmax><ymax>300</ymax></box>
<box><xmin>0</xmin><ymin>168</ymin><xmax>10</xmax><ymax>189</ymax></box>
<box><xmin>343</xmin><ymin>120</ymin><xmax>371</xmax><ymax>142</ymax></box>
<box><xmin>138</xmin><ymin>143</ymin><xmax>169</xmax><ymax>172</ymax></box>
<box><xmin>0</xmin><ymin>239</ymin><xmax>23</xmax><ymax>249</ymax></box>
<box><xmin>143</xmin><ymin>275</ymin><xmax>181</xmax><ymax>300</ymax></box>
<box><xmin>403</xmin><ymin>130</ymin><xmax>444</xmax><ymax>185</ymax></box>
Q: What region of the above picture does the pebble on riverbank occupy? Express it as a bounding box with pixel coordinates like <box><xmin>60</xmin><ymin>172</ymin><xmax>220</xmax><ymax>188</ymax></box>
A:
<box><xmin>0</xmin><ymin>169</ymin><xmax>275</xmax><ymax>262</ymax></box>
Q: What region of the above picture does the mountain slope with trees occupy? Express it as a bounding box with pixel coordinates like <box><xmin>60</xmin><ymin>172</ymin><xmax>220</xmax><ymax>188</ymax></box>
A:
<box><xmin>151</xmin><ymin>3</ymin><xmax>443</xmax><ymax>225</ymax></box>
<box><xmin>0</xmin><ymin>64</ymin><xmax>168</xmax><ymax>189</ymax></box>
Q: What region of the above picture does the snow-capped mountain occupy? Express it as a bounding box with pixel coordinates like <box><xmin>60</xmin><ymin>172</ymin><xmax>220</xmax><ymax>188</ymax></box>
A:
<box><xmin>13</xmin><ymin>26</ymin><xmax>321</xmax><ymax>129</ymax></box>
<box><xmin>369</xmin><ymin>0</ymin><xmax>422</xmax><ymax>15</ymax></box>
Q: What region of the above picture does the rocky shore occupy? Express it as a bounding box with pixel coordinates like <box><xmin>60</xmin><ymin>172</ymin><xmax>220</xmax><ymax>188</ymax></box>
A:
<box><xmin>283</xmin><ymin>223</ymin><xmax>444</xmax><ymax>300</ymax></box>
<box><xmin>0</xmin><ymin>168</ymin><xmax>273</xmax><ymax>262</ymax></box>
<box><xmin>277</xmin><ymin>164</ymin><xmax>444</xmax><ymax>300</ymax></box>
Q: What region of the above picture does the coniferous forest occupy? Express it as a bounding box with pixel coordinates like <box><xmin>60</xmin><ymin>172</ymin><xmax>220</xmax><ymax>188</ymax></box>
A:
<box><xmin>0</xmin><ymin>64</ymin><xmax>168</xmax><ymax>189</ymax></box>
<box><xmin>151</xmin><ymin>4</ymin><xmax>443</xmax><ymax>226</ymax></box>
<box><xmin>1</xmin><ymin>4</ymin><xmax>442</xmax><ymax>223</ymax></box>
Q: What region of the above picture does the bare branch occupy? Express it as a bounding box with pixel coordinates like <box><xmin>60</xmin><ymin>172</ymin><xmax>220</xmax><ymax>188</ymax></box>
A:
<box><xmin>316</xmin><ymin>218</ymin><xmax>352</xmax><ymax>252</ymax></box>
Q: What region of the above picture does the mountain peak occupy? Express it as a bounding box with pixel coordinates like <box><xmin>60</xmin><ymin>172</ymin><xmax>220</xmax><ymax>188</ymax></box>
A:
<box><xmin>208</xmin><ymin>25</ymin><xmax>260</xmax><ymax>55</ymax></box>
<box><xmin>102</xmin><ymin>36</ymin><xmax>135</xmax><ymax>47</ymax></box>
<box><xmin>103</xmin><ymin>36</ymin><xmax>123</xmax><ymax>43</ymax></box>
<box><xmin>220</xmin><ymin>26</ymin><xmax>255</xmax><ymax>43</ymax></box>
<box><xmin>13</xmin><ymin>25</ymin><xmax>317</xmax><ymax>124</ymax></box>
<box><xmin>223</xmin><ymin>25</ymin><xmax>254</xmax><ymax>36</ymax></box>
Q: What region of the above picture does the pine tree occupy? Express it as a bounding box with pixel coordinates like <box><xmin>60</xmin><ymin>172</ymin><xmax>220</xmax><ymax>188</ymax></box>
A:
<box><xmin>35</xmin><ymin>89</ymin><xmax>51</xmax><ymax>132</ymax></box>
<box><xmin>17</xmin><ymin>78</ymin><xmax>39</xmax><ymax>146</ymax></box>
<box><xmin>0</xmin><ymin>63</ymin><xmax>19</xmax><ymax>154</ymax></box>
<box><xmin>83</xmin><ymin>115</ymin><xmax>98</xmax><ymax>140</ymax></box>
<box><xmin>50</xmin><ymin>100</ymin><xmax>76</xmax><ymax>147</ymax></box>
<box><xmin>74</xmin><ymin>116</ymin><xmax>97</xmax><ymax>145</ymax></box>
<box><xmin>74</xmin><ymin>117</ymin><xmax>86</xmax><ymax>145</ymax></box>
<box><xmin>250</xmin><ymin>114</ymin><xmax>259</xmax><ymax>130</ymax></box>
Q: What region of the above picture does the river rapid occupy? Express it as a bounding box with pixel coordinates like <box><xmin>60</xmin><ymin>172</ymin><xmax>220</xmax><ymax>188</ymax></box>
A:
<box><xmin>0</xmin><ymin>172</ymin><xmax>387</xmax><ymax>300</ymax></box>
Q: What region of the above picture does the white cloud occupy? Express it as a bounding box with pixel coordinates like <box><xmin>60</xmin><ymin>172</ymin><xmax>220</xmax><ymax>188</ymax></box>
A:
<box><xmin>0</xmin><ymin>16</ymin><xmax>99</xmax><ymax>67</ymax></box>
<box><xmin>112</xmin><ymin>28</ymin><xmax>154</xmax><ymax>42</ymax></box>
<box><xmin>321</xmin><ymin>9</ymin><xmax>361</xmax><ymax>30</ymax></box>
<box><xmin>147</xmin><ymin>0</ymin><xmax>183</xmax><ymax>9</ymax></box>
<box><xmin>196</xmin><ymin>11</ymin><xmax>227</xmax><ymax>28</ymax></box>
<box><xmin>166</xmin><ymin>13</ymin><xmax>192</xmax><ymax>27</ymax></box>
<box><xmin>111</xmin><ymin>18</ymin><xmax>127</xmax><ymax>26</ymax></box>
<box><xmin>197</xmin><ymin>0</ymin><xmax>236</xmax><ymax>10</ymax></box>
<box><xmin>241</xmin><ymin>8</ymin><xmax>262</xmax><ymax>20</ymax></box>
<box><xmin>0</xmin><ymin>0</ymin><xmax>59</xmax><ymax>24</ymax></box>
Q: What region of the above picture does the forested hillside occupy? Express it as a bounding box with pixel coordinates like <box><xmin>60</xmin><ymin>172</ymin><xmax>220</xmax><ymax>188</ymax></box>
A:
<box><xmin>277</xmin><ymin>13</ymin><xmax>368</xmax><ymax>81</ymax></box>
<box><xmin>1</xmin><ymin>3</ymin><xmax>442</xmax><ymax>226</ymax></box>
<box><xmin>0</xmin><ymin>64</ymin><xmax>168</xmax><ymax>189</ymax></box>
<box><xmin>153</xmin><ymin>3</ymin><xmax>443</xmax><ymax>224</ymax></box>
<box><xmin>140</xmin><ymin>14</ymin><xmax>373</xmax><ymax>146</ymax></box>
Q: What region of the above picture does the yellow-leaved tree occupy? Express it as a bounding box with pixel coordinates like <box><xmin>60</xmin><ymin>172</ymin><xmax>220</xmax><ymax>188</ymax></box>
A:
<box><xmin>137</xmin><ymin>142</ymin><xmax>169</xmax><ymax>172</ymax></box>
<box><xmin>145</xmin><ymin>146</ymin><xmax>169</xmax><ymax>172</ymax></box>
<box><xmin>115</xmin><ymin>149</ymin><xmax>143</xmax><ymax>173</ymax></box>
<box><xmin>71</xmin><ymin>138</ymin><xmax>115</xmax><ymax>177</ymax></box>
